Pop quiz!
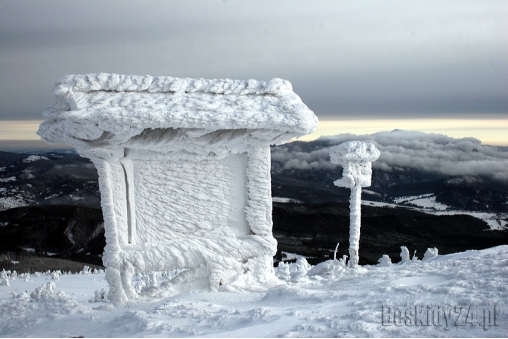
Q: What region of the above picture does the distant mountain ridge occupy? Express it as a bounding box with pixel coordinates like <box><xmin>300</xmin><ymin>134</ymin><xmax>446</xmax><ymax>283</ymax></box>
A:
<box><xmin>0</xmin><ymin>150</ymin><xmax>100</xmax><ymax>211</ymax></box>
<box><xmin>0</xmin><ymin>145</ymin><xmax>507</xmax><ymax>269</ymax></box>
<box><xmin>1</xmin><ymin>142</ymin><xmax>507</xmax><ymax>213</ymax></box>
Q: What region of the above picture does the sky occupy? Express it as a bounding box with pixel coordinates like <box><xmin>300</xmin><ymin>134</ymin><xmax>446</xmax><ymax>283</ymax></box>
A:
<box><xmin>0</xmin><ymin>0</ymin><xmax>507</xmax><ymax>148</ymax></box>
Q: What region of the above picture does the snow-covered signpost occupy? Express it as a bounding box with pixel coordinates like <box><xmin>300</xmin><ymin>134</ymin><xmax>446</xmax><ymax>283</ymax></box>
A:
<box><xmin>330</xmin><ymin>141</ymin><xmax>380</xmax><ymax>268</ymax></box>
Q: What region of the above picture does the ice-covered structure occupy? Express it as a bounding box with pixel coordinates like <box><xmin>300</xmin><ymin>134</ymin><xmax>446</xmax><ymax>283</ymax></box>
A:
<box><xmin>37</xmin><ymin>73</ymin><xmax>318</xmax><ymax>303</ymax></box>
<box><xmin>330</xmin><ymin>141</ymin><xmax>380</xmax><ymax>268</ymax></box>
<box><xmin>37</xmin><ymin>73</ymin><xmax>317</xmax><ymax>303</ymax></box>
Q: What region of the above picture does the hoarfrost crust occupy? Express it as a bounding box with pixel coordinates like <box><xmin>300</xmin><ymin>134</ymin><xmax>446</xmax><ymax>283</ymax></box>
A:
<box><xmin>330</xmin><ymin>141</ymin><xmax>380</xmax><ymax>164</ymax></box>
<box><xmin>330</xmin><ymin>141</ymin><xmax>380</xmax><ymax>268</ymax></box>
<box><xmin>37</xmin><ymin>73</ymin><xmax>317</xmax><ymax>304</ymax></box>
<box><xmin>331</xmin><ymin>141</ymin><xmax>380</xmax><ymax>189</ymax></box>
<box><xmin>38</xmin><ymin>73</ymin><xmax>317</xmax><ymax>148</ymax></box>
<box><xmin>54</xmin><ymin>73</ymin><xmax>294</xmax><ymax>96</ymax></box>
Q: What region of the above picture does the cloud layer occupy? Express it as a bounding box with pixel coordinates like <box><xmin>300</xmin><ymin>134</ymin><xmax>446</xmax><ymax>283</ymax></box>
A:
<box><xmin>0</xmin><ymin>1</ymin><xmax>507</xmax><ymax>120</ymax></box>
<box><xmin>272</xmin><ymin>130</ymin><xmax>508</xmax><ymax>184</ymax></box>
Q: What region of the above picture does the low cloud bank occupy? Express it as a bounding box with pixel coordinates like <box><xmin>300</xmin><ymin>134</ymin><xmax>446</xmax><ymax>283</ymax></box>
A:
<box><xmin>272</xmin><ymin>130</ymin><xmax>508</xmax><ymax>184</ymax></box>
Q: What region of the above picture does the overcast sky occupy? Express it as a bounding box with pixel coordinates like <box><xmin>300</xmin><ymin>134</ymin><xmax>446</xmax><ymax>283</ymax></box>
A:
<box><xmin>1</xmin><ymin>0</ymin><xmax>507</xmax><ymax>123</ymax></box>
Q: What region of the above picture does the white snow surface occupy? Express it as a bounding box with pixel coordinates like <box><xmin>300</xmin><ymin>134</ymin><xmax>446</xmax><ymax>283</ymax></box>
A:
<box><xmin>272</xmin><ymin>197</ymin><xmax>302</xmax><ymax>203</ymax></box>
<box><xmin>365</xmin><ymin>199</ymin><xmax>508</xmax><ymax>231</ymax></box>
<box><xmin>434</xmin><ymin>211</ymin><xmax>508</xmax><ymax>231</ymax></box>
<box><xmin>394</xmin><ymin>194</ymin><xmax>449</xmax><ymax>211</ymax></box>
<box><xmin>0</xmin><ymin>196</ymin><xmax>28</xmax><ymax>211</ymax></box>
<box><xmin>0</xmin><ymin>246</ymin><xmax>506</xmax><ymax>337</ymax></box>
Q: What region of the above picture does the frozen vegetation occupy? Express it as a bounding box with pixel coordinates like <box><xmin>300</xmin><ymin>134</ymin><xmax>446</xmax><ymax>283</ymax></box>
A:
<box><xmin>0</xmin><ymin>246</ymin><xmax>506</xmax><ymax>337</ymax></box>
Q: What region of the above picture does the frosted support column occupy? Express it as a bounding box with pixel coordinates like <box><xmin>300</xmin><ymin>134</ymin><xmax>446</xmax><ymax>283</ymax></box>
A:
<box><xmin>329</xmin><ymin>141</ymin><xmax>380</xmax><ymax>268</ymax></box>
<box><xmin>78</xmin><ymin>148</ymin><xmax>136</xmax><ymax>304</ymax></box>
<box><xmin>348</xmin><ymin>185</ymin><xmax>362</xmax><ymax>267</ymax></box>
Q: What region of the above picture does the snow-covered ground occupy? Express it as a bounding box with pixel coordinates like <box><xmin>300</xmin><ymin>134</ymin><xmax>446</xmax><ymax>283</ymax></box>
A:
<box><xmin>21</xmin><ymin>155</ymin><xmax>49</xmax><ymax>163</ymax></box>
<box><xmin>364</xmin><ymin>196</ymin><xmax>508</xmax><ymax>231</ymax></box>
<box><xmin>433</xmin><ymin>211</ymin><xmax>508</xmax><ymax>231</ymax></box>
<box><xmin>274</xmin><ymin>195</ymin><xmax>508</xmax><ymax>231</ymax></box>
<box><xmin>394</xmin><ymin>194</ymin><xmax>448</xmax><ymax>211</ymax></box>
<box><xmin>1</xmin><ymin>246</ymin><xmax>506</xmax><ymax>337</ymax></box>
<box><xmin>0</xmin><ymin>196</ymin><xmax>29</xmax><ymax>211</ymax></box>
<box><xmin>272</xmin><ymin>197</ymin><xmax>302</xmax><ymax>203</ymax></box>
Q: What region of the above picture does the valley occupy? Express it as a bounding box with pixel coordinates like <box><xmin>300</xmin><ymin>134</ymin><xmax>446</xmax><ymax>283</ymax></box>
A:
<box><xmin>0</xmin><ymin>148</ymin><xmax>507</xmax><ymax>271</ymax></box>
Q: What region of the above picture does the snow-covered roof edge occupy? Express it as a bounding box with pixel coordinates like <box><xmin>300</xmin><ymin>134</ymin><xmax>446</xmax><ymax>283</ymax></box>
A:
<box><xmin>39</xmin><ymin>73</ymin><xmax>318</xmax><ymax>148</ymax></box>
<box><xmin>54</xmin><ymin>73</ymin><xmax>294</xmax><ymax>98</ymax></box>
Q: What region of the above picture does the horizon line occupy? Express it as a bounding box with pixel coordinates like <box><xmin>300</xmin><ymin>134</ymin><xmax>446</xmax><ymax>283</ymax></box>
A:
<box><xmin>1</xmin><ymin>118</ymin><xmax>507</xmax><ymax>147</ymax></box>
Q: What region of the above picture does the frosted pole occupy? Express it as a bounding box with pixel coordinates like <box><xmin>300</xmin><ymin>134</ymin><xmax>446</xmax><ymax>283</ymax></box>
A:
<box><xmin>329</xmin><ymin>141</ymin><xmax>380</xmax><ymax>268</ymax></box>
<box><xmin>348</xmin><ymin>185</ymin><xmax>362</xmax><ymax>267</ymax></box>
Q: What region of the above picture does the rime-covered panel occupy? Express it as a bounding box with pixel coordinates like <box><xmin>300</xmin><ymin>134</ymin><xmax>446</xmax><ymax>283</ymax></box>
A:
<box><xmin>133</xmin><ymin>154</ymin><xmax>249</xmax><ymax>244</ymax></box>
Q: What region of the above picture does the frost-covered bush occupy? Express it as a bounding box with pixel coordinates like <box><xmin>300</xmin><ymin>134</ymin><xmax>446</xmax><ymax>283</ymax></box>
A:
<box><xmin>275</xmin><ymin>262</ymin><xmax>291</xmax><ymax>282</ymax></box>
<box><xmin>18</xmin><ymin>272</ymin><xmax>30</xmax><ymax>281</ymax></box>
<box><xmin>50</xmin><ymin>270</ymin><xmax>61</xmax><ymax>280</ymax></box>
<box><xmin>292</xmin><ymin>258</ymin><xmax>311</xmax><ymax>279</ymax></box>
<box><xmin>377</xmin><ymin>255</ymin><xmax>392</xmax><ymax>267</ymax></box>
<box><xmin>90</xmin><ymin>288</ymin><xmax>109</xmax><ymax>303</ymax></box>
<box><xmin>30</xmin><ymin>282</ymin><xmax>56</xmax><ymax>299</ymax></box>
<box><xmin>399</xmin><ymin>246</ymin><xmax>410</xmax><ymax>264</ymax></box>
<box><xmin>307</xmin><ymin>259</ymin><xmax>346</xmax><ymax>277</ymax></box>
<box><xmin>275</xmin><ymin>258</ymin><xmax>312</xmax><ymax>282</ymax></box>
<box><xmin>1</xmin><ymin>269</ymin><xmax>9</xmax><ymax>286</ymax></box>
<box><xmin>81</xmin><ymin>266</ymin><xmax>91</xmax><ymax>275</ymax></box>
<box><xmin>411</xmin><ymin>250</ymin><xmax>419</xmax><ymax>262</ymax></box>
<box><xmin>423</xmin><ymin>247</ymin><xmax>438</xmax><ymax>261</ymax></box>
<box><xmin>11</xmin><ymin>291</ymin><xmax>30</xmax><ymax>301</ymax></box>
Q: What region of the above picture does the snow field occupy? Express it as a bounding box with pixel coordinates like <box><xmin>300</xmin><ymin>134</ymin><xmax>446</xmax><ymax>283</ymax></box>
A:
<box><xmin>22</xmin><ymin>155</ymin><xmax>49</xmax><ymax>163</ymax></box>
<box><xmin>367</xmin><ymin>196</ymin><xmax>508</xmax><ymax>231</ymax></box>
<box><xmin>394</xmin><ymin>194</ymin><xmax>448</xmax><ymax>211</ymax></box>
<box><xmin>0</xmin><ymin>246</ymin><xmax>506</xmax><ymax>337</ymax></box>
